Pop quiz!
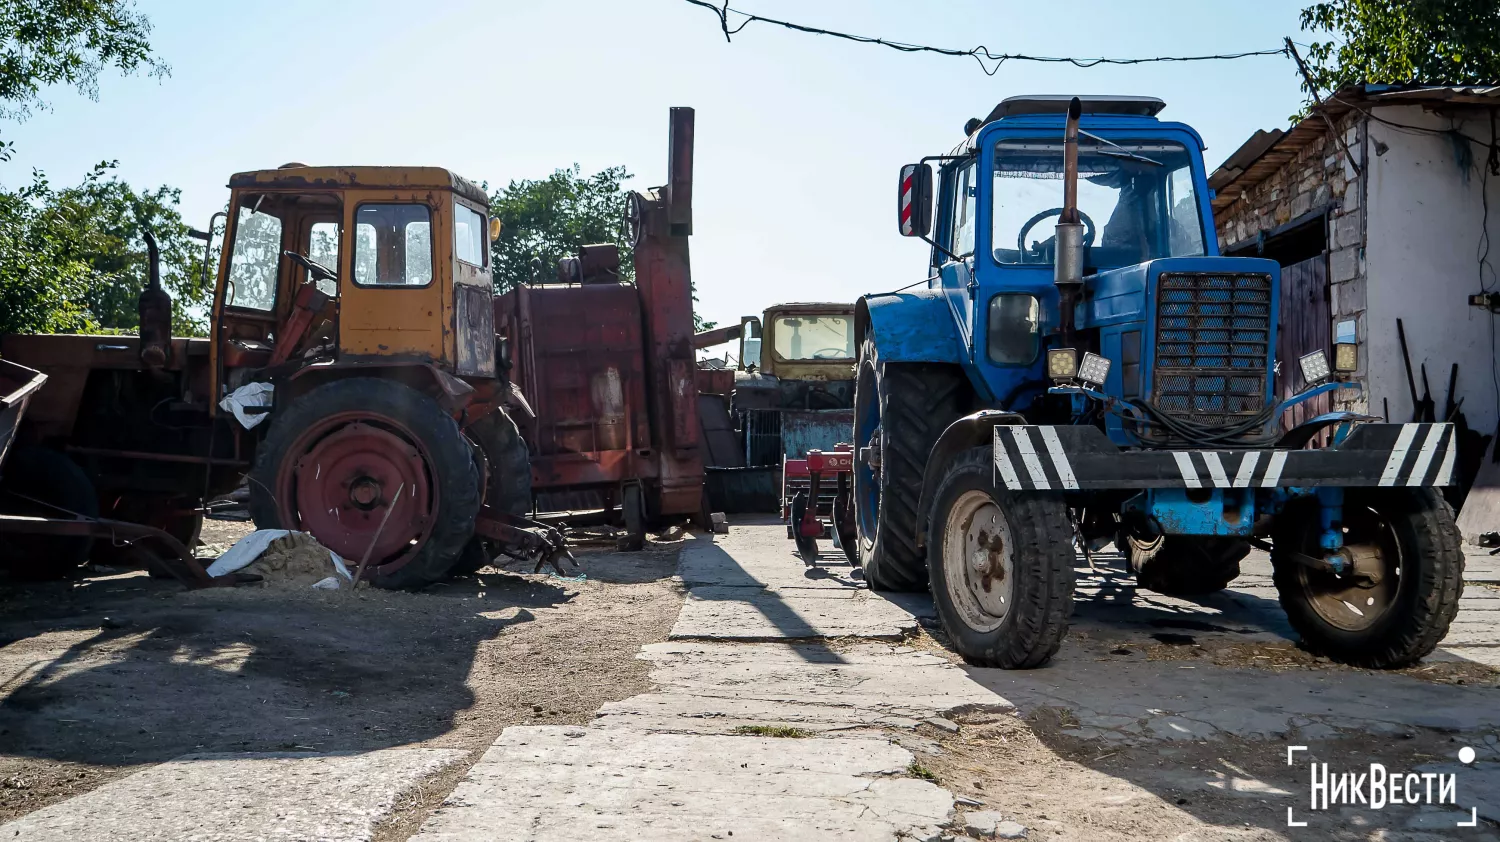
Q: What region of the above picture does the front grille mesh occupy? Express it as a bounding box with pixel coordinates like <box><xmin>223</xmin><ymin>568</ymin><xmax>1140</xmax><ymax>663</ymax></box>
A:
<box><xmin>1151</xmin><ymin>273</ymin><xmax>1271</xmax><ymax>428</ymax></box>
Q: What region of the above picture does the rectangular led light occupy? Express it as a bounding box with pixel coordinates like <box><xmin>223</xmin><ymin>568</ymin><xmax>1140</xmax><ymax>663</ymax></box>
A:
<box><xmin>1077</xmin><ymin>352</ymin><xmax>1111</xmax><ymax>386</ymax></box>
<box><xmin>1334</xmin><ymin>342</ymin><xmax>1357</xmax><ymax>372</ymax></box>
<box><xmin>1298</xmin><ymin>349</ymin><xmax>1330</xmax><ymax>385</ymax></box>
<box><xmin>1047</xmin><ymin>348</ymin><xmax>1077</xmax><ymax>381</ymax></box>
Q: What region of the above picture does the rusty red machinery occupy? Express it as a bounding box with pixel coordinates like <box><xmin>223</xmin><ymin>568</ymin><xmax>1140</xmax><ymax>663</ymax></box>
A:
<box><xmin>496</xmin><ymin>108</ymin><xmax>706</xmax><ymax>549</ymax></box>
<box><xmin>784</xmin><ymin>444</ymin><xmax>856</xmax><ymax>563</ymax></box>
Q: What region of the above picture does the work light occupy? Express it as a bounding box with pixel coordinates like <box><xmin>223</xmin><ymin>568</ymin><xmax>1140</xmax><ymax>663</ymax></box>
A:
<box><xmin>1077</xmin><ymin>352</ymin><xmax>1111</xmax><ymax>387</ymax></box>
<box><xmin>1047</xmin><ymin>348</ymin><xmax>1078</xmax><ymax>382</ymax></box>
<box><xmin>1298</xmin><ymin>349</ymin><xmax>1330</xmax><ymax>385</ymax></box>
<box><xmin>1334</xmin><ymin>343</ymin><xmax>1357</xmax><ymax>372</ymax></box>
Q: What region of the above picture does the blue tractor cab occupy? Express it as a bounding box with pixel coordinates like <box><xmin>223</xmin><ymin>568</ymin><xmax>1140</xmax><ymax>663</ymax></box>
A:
<box><xmin>856</xmin><ymin>95</ymin><xmax>1464</xmax><ymax>670</ymax></box>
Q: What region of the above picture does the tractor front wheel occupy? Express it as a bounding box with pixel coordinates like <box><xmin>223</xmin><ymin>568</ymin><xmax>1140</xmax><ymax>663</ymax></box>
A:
<box><xmin>1271</xmin><ymin>488</ymin><xmax>1463</xmax><ymax>668</ymax></box>
<box><xmin>248</xmin><ymin>378</ymin><xmax>480</xmax><ymax>589</ymax></box>
<box><xmin>926</xmin><ymin>446</ymin><xmax>1075</xmax><ymax>669</ymax></box>
<box><xmin>0</xmin><ymin>447</ymin><xmax>98</xmax><ymax>580</ymax></box>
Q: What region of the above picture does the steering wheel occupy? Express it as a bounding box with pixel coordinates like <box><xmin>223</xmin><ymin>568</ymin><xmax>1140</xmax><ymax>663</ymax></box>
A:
<box><xmin>285</xmin><ymin>251</ymin><xmax>337</xmax><ymax>283</ymax></box>
<box><xmin>1016</xmin><ymin>208</ymin><xmax>1096</xmax><ymax>261</ymax></box>
<box><xmin>810</xmin><ymin>348</ymin><xmax>848</xmax><ymax>360</ymax></box>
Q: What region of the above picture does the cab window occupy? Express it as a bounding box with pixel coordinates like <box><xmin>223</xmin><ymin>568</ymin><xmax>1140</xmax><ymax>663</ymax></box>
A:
<box><xmin>772</xmin><ymin>315</ymin><xmax>854</xmax><ymax>361</ymax></box>
<box><xmin>950</xmin><ymin>161</ymin><xmax>977</xmax><ymax>258</ymax></box>
<box><xmin>354</xmin><ymin>203</ymin><xmax>433</xmax><ymax>286</ymax></box>
<box><xmin>307</xmin><ymin>221</ymin><xmax>339</xmax><ymax>296</ymax></box>
<box><xmin>454</xmin><ymin>201</ymin><xmax>487</xmax><ymax>267</ymax></box>
<box><xmin>226</xmin><ymin>205</ymin><xmax>283</xmax><ymax>310</ymax></box>
<box><xmin>987</xmin><ymin>293</ymin><xmax>1041</xmax><ymax>365</ymax></box>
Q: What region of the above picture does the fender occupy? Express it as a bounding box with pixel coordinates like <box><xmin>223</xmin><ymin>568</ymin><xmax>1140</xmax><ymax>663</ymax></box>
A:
<box><xmin>914</xmin><ymin>409</ymin><xmax>1025</xmax><ymax>550</ymax></box>
<box><xmin>855</xmin><ymin>289</ymin><xmax>967</xmax><ymax>365</ymax></box>
<box><xmin>1276</xmin><ymin>410</ymin><xmax>1380</xmax><ymax>451</ymax></box>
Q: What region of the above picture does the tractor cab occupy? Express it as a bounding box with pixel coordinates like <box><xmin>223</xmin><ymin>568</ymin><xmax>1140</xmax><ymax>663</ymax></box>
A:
<box><xmin>209</xmin><ymin>166</ymin><xmax>498</xmax><ymax>400</ymax></box>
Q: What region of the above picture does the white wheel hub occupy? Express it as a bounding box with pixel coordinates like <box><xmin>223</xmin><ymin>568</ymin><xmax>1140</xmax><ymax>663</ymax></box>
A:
<box><xmin>943</xmin><ymin>490</ymin><xmax>1015</xmax><ymax>633</ymax></box>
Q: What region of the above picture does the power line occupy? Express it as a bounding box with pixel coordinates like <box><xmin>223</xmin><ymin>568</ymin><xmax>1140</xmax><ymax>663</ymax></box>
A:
<box><xmin>682</xmin><ymin>0</ymin><xmax>1288</xmax><ymax>76</ymax></box>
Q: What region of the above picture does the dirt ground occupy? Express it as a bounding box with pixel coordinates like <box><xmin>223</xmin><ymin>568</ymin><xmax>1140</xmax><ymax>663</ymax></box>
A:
<box><xmin>0</xmin><ymin>517</ymin><xmax>685</xmax><ymax>828</ymax></box>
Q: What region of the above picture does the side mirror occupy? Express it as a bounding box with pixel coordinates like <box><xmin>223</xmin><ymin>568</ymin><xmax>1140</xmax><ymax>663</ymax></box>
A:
<box><xmin>897</xmin><ymin>163</ymin><xmax>934</xmax><ymax>237</ymax></box>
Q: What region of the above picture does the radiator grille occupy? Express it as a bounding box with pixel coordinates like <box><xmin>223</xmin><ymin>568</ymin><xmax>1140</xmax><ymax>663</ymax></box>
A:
<box><xmin>1151</xmin><ymin>273</ymin><xmax>1272</xmax><ymax>428</ymax></box>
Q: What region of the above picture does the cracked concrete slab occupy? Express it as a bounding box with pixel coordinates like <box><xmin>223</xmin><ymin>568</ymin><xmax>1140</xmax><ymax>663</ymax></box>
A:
<box><xmin>0</xmin><ymin>748</ymin><xmax>466</xmax><ymax>842</ymax></box>
<box><xmin>409</xmin><ymin>728</ymin><xmax>953</xmax><ymax>841</ymax></box>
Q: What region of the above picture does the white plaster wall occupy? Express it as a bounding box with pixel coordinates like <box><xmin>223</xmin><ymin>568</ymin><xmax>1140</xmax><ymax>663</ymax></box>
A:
<box><xmin>1364</xmin><ymin>105</ymin><xmax>1500</xmax><ymax>436</ymax></box>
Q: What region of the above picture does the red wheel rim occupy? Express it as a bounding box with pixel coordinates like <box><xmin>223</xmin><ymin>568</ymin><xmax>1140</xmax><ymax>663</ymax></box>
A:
<box><xmin>275</xmin><ymin>412</ymin><xmax>437</xmax><ymax>574</ymax></box>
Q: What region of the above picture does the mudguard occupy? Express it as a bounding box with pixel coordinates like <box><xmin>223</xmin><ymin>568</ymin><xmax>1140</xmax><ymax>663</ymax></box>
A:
<box><xmin>855</xmin><ymin>289</ymin><xmax>966</xmax><ymax>365</ymax></box>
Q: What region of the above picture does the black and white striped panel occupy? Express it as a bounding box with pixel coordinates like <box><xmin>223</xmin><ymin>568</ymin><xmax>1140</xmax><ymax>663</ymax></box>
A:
<box><xmin>1375</xmin><ymin>422</ymin><xmax>1458</xmax><ymax>487</ymax></box>
<box><xmin>991</xmin><ymin>422</ymin><xmax>1457</xmax><ymax>491</ymax></box>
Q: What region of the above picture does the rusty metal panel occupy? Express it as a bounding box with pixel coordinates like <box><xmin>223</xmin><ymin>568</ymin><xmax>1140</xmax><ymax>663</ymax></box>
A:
<box><xmin>454</xmin><ymin>282</ymin><xmax>495</xmax><ymax>377</ymax></box>
<box><xmin>781</xmin><ymin>410</ymin><xmax>854</xmax><ymax>460</ymax></box>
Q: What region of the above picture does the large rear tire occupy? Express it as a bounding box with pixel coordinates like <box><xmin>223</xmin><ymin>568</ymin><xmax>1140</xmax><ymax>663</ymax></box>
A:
<box><xmin>248</xmin><ymin>378</ymin><xmax>480</xmax><ymax>590</ymax></box>
<box><xmin>1133</xmin><ymin>537</ymin><xmax>1248</xmax><ymax>596</ymax></box>
<box><xmin>1271</xmin><ymin>488</ymin><xmax>1463</xmax><ymax>668</ymax></box>
<box><xmin>853</xmin><ymin>335</ymin><xmax>967</xmax><ymax>592</ymax></box>
<box><xmin>927</xmin><ymin>446</ymin><xmax>1074</xmax><ymax>668</ymax></box>
<box><xmin>0</xmin><ymin>448</ymin><xmax>98</xmax><ymax>580</ymax></box>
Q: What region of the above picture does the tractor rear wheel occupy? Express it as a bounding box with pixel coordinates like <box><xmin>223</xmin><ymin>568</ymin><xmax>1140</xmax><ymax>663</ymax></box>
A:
<box><xmin>926</xmin><ymin>446</ymin><xmax>1074</xmax><ymax>668</ymax></box>
<box><xmin>1133</xmin><ymin>537</ymin><xmax>1248</xmax><ymax>596</ymax></box>
<box><xmin>0</xmin><ymin>447</ymin><xmax>98</xmax><ymax>580</ymax></box>
<box><xmin>248</xmin><ymin>378</ymin><xmax>480</xmax><ymax>590</ymax></box>
<box><xmin>1271</xmin><ymin>488</ymin><xmax>1463</xmax><ymax>669</ymax></box>
<box><xmin>853</xmin><ymin>335</ymin><xmax>967</xmax><ymax>591</ymax></box>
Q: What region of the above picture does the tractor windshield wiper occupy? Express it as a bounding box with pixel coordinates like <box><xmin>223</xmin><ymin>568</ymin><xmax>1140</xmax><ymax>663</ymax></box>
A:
<box><xmin>1079</xmin><ymin>131</ymin><xmax>1163</xmax><ymax>167</ymax></box>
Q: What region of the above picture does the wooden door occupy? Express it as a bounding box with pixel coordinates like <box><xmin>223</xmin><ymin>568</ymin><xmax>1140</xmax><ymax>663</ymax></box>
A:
<box><xmin>1275</xmin><ymin>255</ymin><xmax>1331</xmax><ymax>434</ymax></box>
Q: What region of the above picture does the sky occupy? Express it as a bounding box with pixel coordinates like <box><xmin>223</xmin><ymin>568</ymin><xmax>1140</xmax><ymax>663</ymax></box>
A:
<box><xmin>2</xmin><ymin>0</ymin><xmax>1314</xmax><ymax>330</ymax></box>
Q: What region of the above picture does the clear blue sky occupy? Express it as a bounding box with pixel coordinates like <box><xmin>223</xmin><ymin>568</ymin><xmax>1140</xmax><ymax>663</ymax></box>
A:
<box><xmin>2</xmin><ymin>0</ymin><xmax>1313</xmax><ymax>329</ymax></box>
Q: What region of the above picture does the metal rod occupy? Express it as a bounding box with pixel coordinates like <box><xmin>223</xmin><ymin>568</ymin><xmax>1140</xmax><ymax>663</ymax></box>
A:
<box><xmin>352</xmin><ymin>483</ymin><xmax>403</xmax><ymax>587</ymax></box>
<box><xmin>1284</xmin><ymin>38</ymin><xmax>1362</xmax><ymax>176</ymax></box>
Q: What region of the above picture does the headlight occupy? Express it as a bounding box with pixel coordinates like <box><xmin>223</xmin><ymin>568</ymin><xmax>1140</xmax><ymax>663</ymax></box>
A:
<box><xmin>1334</xmin><ymin>342</ymin><xmax>1357</xmax><ymax>372</ymax></box>
<box><xmin>1047</xmin><ymin>348</ymin><xmax>1077</xmax><ymax>381</ymax></box>
<box><xmin>1077</xmin><ymin>352</ymin><xmax>1111</xmax><ymax>387</ymax></box>
<box><xmin>1298</xmin><ymin>350</ymin><xmax>1330</xmax><ymax>385</ymax></box>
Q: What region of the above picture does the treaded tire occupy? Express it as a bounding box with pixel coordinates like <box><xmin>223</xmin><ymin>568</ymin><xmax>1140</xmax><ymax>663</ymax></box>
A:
<box><xmin>854</xmin><ymin>335</ymin><xmax>967</xmax><ymax>592</ymax></box>
<box><xmin>926</xmin><ymin>446</ymin><xmax>1075</xmax><ymax>668</ymax></box>
<box><xmin>248</xmin><ymin>378</ymin><xmax>480</xmax><ymax>590</ymax></box>
<box><xmin>1272</xmin><ymin>488</ymin><xmax>1463</xmax><ymax>669</ymax></box>
<box><xmin>0</xmin><ymin>448</ymin><xmax>98</xmax><ymax>580</ymax></box>
<box><xmin>1135</xmin><ymin>537</ymin><xmax>1248</xmax><ymax>596</ymax></box>
<box><xmin>467</xmin><ymin>409</ymin><xmax>532</xmax><ymax>516</ymax></box>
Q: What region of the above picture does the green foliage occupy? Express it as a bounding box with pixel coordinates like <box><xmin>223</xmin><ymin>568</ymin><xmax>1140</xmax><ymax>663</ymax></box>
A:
<box><xmin>0</xmin><ymin>162</ymin><xmax>211</xmax><ymax>336</ymax></box>
<box><xmin>0</xmin><ymin>0</ymin><xmax>167</xmax><ymax>122</ymax></box>
<box><xmin>1299</xmin><ymin>0</ymin><xmax>1500</xmax><ymax>94</ymax></box>
<box><xmin>487</xmin><ymin>164</ymin><xmax>715</xmax><ymax>330</ymax></box>
<box><xmin>487</xmin><ymin>164</ymin><xmax>635</xmax><ymax>293</ymax></box>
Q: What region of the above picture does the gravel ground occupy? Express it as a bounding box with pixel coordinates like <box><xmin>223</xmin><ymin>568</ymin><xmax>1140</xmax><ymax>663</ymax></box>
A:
<box><xmin>0</xmin><ymin>518</ymin><xmax>685</xmax><ymax>827</ymax></box>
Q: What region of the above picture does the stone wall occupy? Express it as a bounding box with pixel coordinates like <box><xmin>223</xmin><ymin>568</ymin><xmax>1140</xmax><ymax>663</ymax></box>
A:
<box><xmin>1213</xmin><ymin>111</ymin><xmax>1369</xmax><ymax>414</ymax></box>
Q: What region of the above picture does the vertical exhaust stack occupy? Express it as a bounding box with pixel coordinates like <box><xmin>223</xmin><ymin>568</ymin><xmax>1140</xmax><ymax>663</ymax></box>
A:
<box><xmin>1054</xmin><ymin>97</ymin><xmax>1084</xmax><ymax>345</ymax></box>
<box><xmin>137</xmin><ymin>226</ymin><xmax>172</xmax><ymax>369</ymax></box>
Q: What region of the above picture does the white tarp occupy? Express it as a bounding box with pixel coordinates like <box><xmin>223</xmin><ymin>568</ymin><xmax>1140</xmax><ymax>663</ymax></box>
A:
<box><xmin>205</xmin><ymin>529</ymin><xmax>352</xmax><ymax>583</ymax></box>
<box><xmin>219</xmin><ymin>382</ymin><xmax>274</xmax><ymax>429</ymax></box>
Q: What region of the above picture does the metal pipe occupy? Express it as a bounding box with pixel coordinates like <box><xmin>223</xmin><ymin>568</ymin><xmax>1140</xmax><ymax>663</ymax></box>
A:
<box><xmin>1055</xmin><ymin>97</ymin><xmax>1085</xmax><ymax>344</ymax></box>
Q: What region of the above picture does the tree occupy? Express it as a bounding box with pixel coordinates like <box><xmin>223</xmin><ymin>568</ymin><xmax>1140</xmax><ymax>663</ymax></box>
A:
<box><xmin>0</xmin><ymin>162</ymin><xmax>211</xmax><ymax>336</ymax></box>
<box><xmin>0</xmin><ymin>0</ymin><xmax>167</xmax><ymax>121</ymax></box>
<box><xmin>488</xmin><ymin>165</ymin><xmax>635</xmax><ymax>292</ymax></box>
<box><xmin>1299</xmin><ymin>0</ymin><xmax>1500</xmax><ymax>94</ymax></box>
<box><xmin>488</xmin><ymin>164</ymin><xmax>714</xmax><ymax>330</ymax></box>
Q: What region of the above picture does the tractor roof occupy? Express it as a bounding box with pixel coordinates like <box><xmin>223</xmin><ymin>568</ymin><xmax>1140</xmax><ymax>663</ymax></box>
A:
<box><xmin>985</xmin><ymin>95</ymin><xmax>1166</xmax><ymax>123</ymax></box>
<box><xmin>227</xmin><ymin>165</ymin><xmax>488</xmax><ymax>206</ymax></box>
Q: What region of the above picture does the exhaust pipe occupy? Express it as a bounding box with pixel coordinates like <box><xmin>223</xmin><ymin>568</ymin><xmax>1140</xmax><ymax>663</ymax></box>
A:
<box><xmin>137</xmin><ymin>226</ymin><xmax>172</xmax><ymax>369</ymax></box>
<box><xmin>1054</xmin><ymin>97</ymin><xmax>1084</xmax><ymax>344</ymax></box>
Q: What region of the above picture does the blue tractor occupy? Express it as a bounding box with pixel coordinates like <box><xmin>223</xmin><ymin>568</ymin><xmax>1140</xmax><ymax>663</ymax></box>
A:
<box><xmin>855</xmin><ymin>95</ymin><xmax>1463</xmax><ymax>670</ymax></box>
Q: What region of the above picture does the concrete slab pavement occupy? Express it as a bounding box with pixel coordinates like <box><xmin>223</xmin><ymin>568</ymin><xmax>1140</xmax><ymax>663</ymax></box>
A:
<box><xmin>0</xmin><ymin>748</ymin><xmax>466</xmax><ymax>842</ymax></box>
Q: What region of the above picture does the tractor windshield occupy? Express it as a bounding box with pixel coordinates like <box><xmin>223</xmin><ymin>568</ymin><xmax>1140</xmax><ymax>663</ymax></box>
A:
<box><xmin>991</xmin><ymin>137</ymin><xmax>1205</xmax><ymax>268</ymax></box>
<box><xmin>772</xmin><ymin>314</ymin><xmax>854</xmax><ymax>361</ymax></box>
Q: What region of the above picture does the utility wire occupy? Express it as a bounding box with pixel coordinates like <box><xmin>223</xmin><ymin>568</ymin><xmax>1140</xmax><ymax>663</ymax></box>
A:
<box><xmin>682</xmin><ymin>0</ymin><xmax>1287</xmax><ymax>76</ymax></box>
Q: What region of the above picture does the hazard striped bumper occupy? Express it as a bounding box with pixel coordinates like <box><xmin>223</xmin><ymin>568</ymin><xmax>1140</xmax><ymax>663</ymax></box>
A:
<box><xmin>992</xmin><ymin>422</ymin><xmax>1457</xmax><ymax>492</ymax></box>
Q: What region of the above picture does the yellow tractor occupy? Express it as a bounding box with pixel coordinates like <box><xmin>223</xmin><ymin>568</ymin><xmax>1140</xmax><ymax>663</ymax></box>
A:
<box><xmin>1</xmin><ymin>165</ymin><xmax>564</xmax><ymax>586</ymax></box>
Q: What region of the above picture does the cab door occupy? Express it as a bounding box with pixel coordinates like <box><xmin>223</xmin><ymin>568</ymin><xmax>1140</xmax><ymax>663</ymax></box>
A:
<box><xmin>938</xmin><ymin>159</ymin><xmax>979</xmax><ymax>361</ymax></box>
<box><xmin>338</xmin><ymin>190</ymin><xmax>447</xmax><ymax>363</ymax></box>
